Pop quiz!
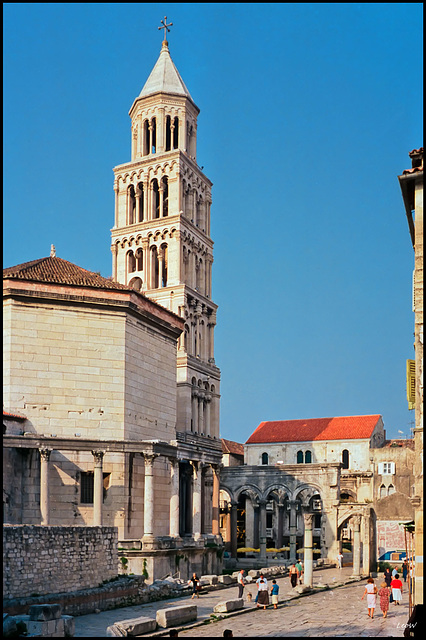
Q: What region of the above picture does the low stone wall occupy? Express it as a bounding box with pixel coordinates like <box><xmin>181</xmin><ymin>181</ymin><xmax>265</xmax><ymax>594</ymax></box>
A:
<box><xmin>3</xmin><ymin>525</ymin><xmax>118</xmax><ymax>599</ymax></box>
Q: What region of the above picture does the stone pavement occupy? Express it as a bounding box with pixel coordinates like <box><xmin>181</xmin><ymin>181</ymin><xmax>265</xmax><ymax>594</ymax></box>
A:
<box><xmin>73</xmin><ymin>568</ymin><xmax>411</xmax><ymax>637</ymax></box>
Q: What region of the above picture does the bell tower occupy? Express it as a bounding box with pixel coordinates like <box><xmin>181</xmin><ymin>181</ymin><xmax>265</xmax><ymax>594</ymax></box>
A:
<box><xmin>111</xmin><ymin>23</ymin><xmax>220</xmax><ymax>440</ymax></box>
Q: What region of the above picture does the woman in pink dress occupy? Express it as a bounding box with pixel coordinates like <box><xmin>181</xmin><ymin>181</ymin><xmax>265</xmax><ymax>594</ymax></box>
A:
<box><xmin>361</xmin><ymin>578</ymin><xmax>378</xmax><ymax>618</ymax></box>
<box><xmin>378</xmin><ymin>581</ymin><xmax>390</xmax><ymax>618</ymax></box>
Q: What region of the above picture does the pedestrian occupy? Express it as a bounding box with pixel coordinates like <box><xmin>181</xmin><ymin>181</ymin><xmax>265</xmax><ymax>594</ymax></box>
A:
<box><xmin>392</xmin><ymin>565</ymin><xmax>398</xmax><ymax>578</ymax></box>
<box><xmin>223</xmin><ymin>631</ymin><xmax>233</xmax><ymax>638</ymax></box>
<box><xmin>237</xmin><ymin>569</ymin><xmax>245</xmax><ymax>599</ymax></box>
<box><xmin>336</xmin><ymin>551</ymin><xmax>344</xmax><ymax>569</ymax></box>
<box><xmin>289</xmin><ymin>563</ymin><xmax>299</xmax><ymax>588</ymax></box>
<box><xmin>256</xmin><ymin>578</ymin><xmax>269</xmax><ymax>610</ymax></box>
<box><xmin>188</xmin><ymin>572</ymin><xmax>200</xmax><ymax>599</ymax></box>
<box><xmin>378</xmin><ymin>581</ymin><xmax>390</xmax><ymax>618</ymax></box>
<box><xmin>383</xmin><ymin>567</ymin><xmax>392</xmax><ymax>587</ymax></box>
<box><xmin>390</xmin><ymin>573</ymin><xmax>403</xmax><ymax>605</ymax></box>
<box><xmin>295</xmin><ymin>559</ymin><xmax>303</xmax><ymax>584</ymax></box>
<box><xmin>255</xmin><ymin>573</ymin><xmax>267</xmax><ymax>604</ymax></box>
<box><xmin>361</xmin><ymin>577</ymin><xmax>377</xmax><ymax>618</ymax></box>
<box><xmin>402</xmin><ymin>559</ymin><xmax>408</xmax><ymax>583</ymax></box>
<box><xmin>270</xmin><ymin>579</ymin><xmax>279</xmax><ymax>609</ymax></box>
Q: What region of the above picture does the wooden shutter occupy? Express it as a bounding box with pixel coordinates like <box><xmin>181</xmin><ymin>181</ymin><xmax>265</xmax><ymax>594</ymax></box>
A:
<box><xmin>406</xmin><ymin>359</ymin><xmax>416</xmax><ymax>410</ymax></box>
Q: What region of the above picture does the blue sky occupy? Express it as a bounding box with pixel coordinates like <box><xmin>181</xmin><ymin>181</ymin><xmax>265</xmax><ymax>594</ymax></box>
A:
<box><xmin>3</xmin><ymin>3</ymin><xmax>423</xmax><ymax>442</ymax></box>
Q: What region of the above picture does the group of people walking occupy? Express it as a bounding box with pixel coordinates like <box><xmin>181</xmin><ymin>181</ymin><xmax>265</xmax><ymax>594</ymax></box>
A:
<box><xmin>238</xmin><ymin>569</ymin><xmax>281</xmax><ymax>610</ymax></box>
<box><xmin>361</xmin><ymin>565</ymin><xmax>405</xmax><ymax>618</ymax></box>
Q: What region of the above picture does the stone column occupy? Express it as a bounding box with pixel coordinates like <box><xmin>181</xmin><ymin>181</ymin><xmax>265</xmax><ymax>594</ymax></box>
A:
<box><xmin>191</xmin><ymin>461</ymin><xmax>202</xmax><ymax>540</ymax></box>
<box><xmin>259</xmin><ymin>500</ymin><xmax>267</xmax><ymax>561</ymax></box>
<box><xmin>111</xmin><ymin>243</ymin><xmax>118</xmax><ymax>282</ymax></box>
<box><xmin>230</xmin><ymin>501</ymin><xmax>238</xmax><ymax>558</ymax></box>
<box><xmin>289</xmin><ymin>501</ymin><xmax>298</xmax><ymax>561</ymax></box>
<box><xmin>113</xmin><ymin>183</ymin><xmax>119</xmax><ymax>227</ymax></box>
<box><xmin>277</xmin><ymin>503</ymin><xmax>285</xmax><ymax>549</ymax></box>
<box><xmin>143</xmin><ymin>454</ymin><xmax>158</xmax><ymax>540</ymax></box>
<box><xmin>39</xmin><ymin>448</ymin><xmax>51</xmax><ymax>525</ymax></box>
<box><xmin>303</xmin><ymin>512</ymin><xmax>314</xmax><ymax>587</ymax></box>
<box><xmin>159</xmin><ymin>183</ymin><xmax>164</xmax><ymax>218</ymax></box>
<box><xmin>352</xmin><ymin>515</ymin><xmax>362</xmax><ymax>577</ymax></box>
<box><xmin>192</xmin><ymin>392</ymin><xmax>198</xmax><ymax>432</ymax></box>
<box><xmin>253</xmin><ymin>504</ymin><xmax>260</xmax><ymax>549</ymax></box>
<box><xmin>204</xmin><ymin>394</ymin><xmax>211</xmax><ymax>436</ymax></box>
<box><xmin>92</xmin><ymin>450</ymin><xmax>104</xmax><ymax>527</ymax></box>
<box><xmin>211</xmin><ymin>465</ymin><xmax>220</xmax><ymax>536</ymax></box>
<box><xmin>143</xmin><ymin>178</ymin><xmax>149</xmax><ymax>221</ymax></box>
<box><xmin>169</xmin><ymin>458</ymin><xmax>180</xmax><ymax>537</ymax></box>
<box><xmin>198</xmin><ymin>395</ymin><xmax>204</xmax><ymax>434</ymax></box>
<box><xmin>158</xmin><ymin>248</ymin><xmax>164</xmax><ymax>288</ymax></box>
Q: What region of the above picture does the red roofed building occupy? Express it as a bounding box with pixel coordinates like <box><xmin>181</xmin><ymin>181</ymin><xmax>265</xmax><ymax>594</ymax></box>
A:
<box><xmin>244</xmin><ymin>415</ymin><xmax>385</xmax><ymax>471</ymax></box>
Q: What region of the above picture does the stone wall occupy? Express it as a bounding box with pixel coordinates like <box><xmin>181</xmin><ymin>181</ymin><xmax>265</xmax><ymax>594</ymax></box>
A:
<box><xmin>3</xmin><ymin>525</ymin><xmax>118</xmax><ymax>599</ymax></box>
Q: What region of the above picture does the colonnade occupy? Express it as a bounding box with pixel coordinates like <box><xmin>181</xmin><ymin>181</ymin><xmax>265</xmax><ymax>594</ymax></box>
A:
<box><xmin>37</xmin><ymin>448</ymin><xmax>221</xmax><ymax>541</ymax></box>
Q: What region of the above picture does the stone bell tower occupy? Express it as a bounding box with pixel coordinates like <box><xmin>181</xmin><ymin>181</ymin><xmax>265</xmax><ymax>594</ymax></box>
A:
<box><xmin>111</xmin><ymin>24</ymin><xmax>220</xmax><ymax>440</ymax></box>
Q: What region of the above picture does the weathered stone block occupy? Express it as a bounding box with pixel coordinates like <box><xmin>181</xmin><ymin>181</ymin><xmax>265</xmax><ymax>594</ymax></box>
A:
<box><xmin>213</xmin><ymin>598</ymin><xmax>244</xmax><ymax>613</ymax></box>
<box><xmin>201</xmin><ymin>574</ymin><xmax>218</xmax><ymax>585</ymax></box>
<box><xmin>112</xmin><ymin>616</ymin><xmax>157</xmax><ymax>636</ymax></box>
<box><xmin>62</xmin><ymin>615</ymin><xmax>75</xmax><ymax>637</ymax></box>
<box><xmin>29</xmin><ymin>604</ymin><xmax>62</xmax><ymax>621</ymax></box>
<box><xmin>156</xmin><ymin>605</ymin><xmax>197</xmax><ymax>628</ymax></box>
<box><xmin>248</xmin><ymin>569</ymin><xmax>260</xmax><ymax>578</ymax></box>
<box><xmin>218</xmin><ymin>575</ymin><xmax>235</xmax><ymax>584</ymax></box>
<box><xmin>107</xmin><ymin>624</ymin><xmax>127</xmax><ymax>637</ymax></box>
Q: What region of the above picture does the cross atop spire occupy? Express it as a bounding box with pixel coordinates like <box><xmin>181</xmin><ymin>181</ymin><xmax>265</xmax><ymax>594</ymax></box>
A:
<box><xmin>158</xmin><ymin>16</ymin><xmax>173</xmax><ymax>44</ymax></box>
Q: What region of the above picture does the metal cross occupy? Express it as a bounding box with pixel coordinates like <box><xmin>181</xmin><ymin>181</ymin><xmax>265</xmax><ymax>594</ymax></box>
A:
<box><xmin>158</xmin><ymin>16</ymin><xmax>173</xmax><ymax>42</ymax></box>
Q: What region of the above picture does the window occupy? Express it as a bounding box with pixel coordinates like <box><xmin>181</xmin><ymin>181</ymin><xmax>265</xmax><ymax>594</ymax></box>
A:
<box><xmin>379</xmin><ymin>484</ymin><xmax>387</xmax><ymax>499</ymax></box>
<box><xmin>378</xmin><ymin>462</ymin><xmax>395</xmax><ymax>475</ymax></box>
<box><xmin>342</xmin><ymin>449</ymin><xmax>350</xmax><ymax>469</ymax></box>
<box><xmin>261</xmin><ymin>452</ymin><xmax>269</xmax><ymax>465</ymax></box>
<box><xmin>297</xmin><ymin>450</ymin><xmax>304</xmax><ymax>464</ymax></box>
<box><xmin>388</xmin><ymin>484</ymin><xmax>396</xmax><ymax>495</ymax></box>
<box><xmin>304</xmin><ymin>450</ymin><xmax>312</xmax><ymax>463</ymax></box>
<box><xmin>80</xmin><ymin>472</ymin><xmax>110</xmax><ymax>504</ymax></box>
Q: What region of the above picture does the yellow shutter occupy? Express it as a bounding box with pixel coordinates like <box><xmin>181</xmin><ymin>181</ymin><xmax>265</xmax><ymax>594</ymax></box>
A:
<box><xmin>406</xmin><ymin>359</ymin><xmax>416</xmax><ymax>410</ymax></box>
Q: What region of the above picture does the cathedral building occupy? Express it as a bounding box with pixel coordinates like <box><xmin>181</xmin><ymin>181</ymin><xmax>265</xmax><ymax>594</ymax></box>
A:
<box><xmin>3</xmin><ymin>29</ymin><xmax>223</xmax><ymax>591</ymax></box>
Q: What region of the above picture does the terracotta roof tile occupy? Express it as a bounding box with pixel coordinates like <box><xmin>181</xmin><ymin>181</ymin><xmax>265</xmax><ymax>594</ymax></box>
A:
<box><xmin>3</xmin><ymin>410</ymin><xmax>27</xmax><ymax>420</ymax></box>
<box><xmin>3</xmin><ymin>256</ymin><xmax>130</xmax><ymax>291</ymax></box>
<box><xmin>245</xmin><ymin>415</ymin><xmax>382</xmax><ymax>444</ymax></box>
<box><xmin>221</xmin><ymin>438</ymin><xmax>244</xmax><ymax>456</ymax></box>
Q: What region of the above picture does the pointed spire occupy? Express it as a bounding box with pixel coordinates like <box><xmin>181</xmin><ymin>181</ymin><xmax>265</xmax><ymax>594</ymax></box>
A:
<box><xmin>139</xmin><ymin>28</ymin><xmax>194</xmax><ymax>103</ymax></box>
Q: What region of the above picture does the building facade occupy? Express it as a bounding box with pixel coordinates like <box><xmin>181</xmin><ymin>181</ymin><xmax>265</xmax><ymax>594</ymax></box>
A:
<box><xmin>398</xmin><ymin>147</ymin><xmax>423</xmax><ymax>605</ymax></box>
<box><xmin>220</xmin><ymin>415</ymin><xmax>416</xmax><ymax>580</ymax></box>
<box><xmin>3</xmin><ymin>33</ymin><xmax>223</xmax><ymax>585</ymax></box>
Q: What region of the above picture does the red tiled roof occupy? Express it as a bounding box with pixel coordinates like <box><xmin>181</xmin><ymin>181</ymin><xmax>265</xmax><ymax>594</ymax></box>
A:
<box><xmin>221</xmin><ymin>438</ymin><xmax>244</xmax><ymax>456</ymax></box>
<box><xmin>3</xmin><ymin>257</ymin><xmax>130</xmax><ymax>291</ymax></box>
<box><xmin>245</xmin><ymin>415</ymin><xmax>382</xmax><ymax>444</ymax></box>
<box><xmin>3</xmin><ymin>410</ymin><xmax>27</xmax><ymax>421</ymax></box>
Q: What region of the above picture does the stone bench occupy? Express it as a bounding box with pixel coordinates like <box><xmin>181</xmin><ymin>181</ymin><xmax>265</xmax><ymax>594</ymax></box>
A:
<box><xmin>106</xmin><ymin>616</ymin><xmax>157</xmax><ymax>636</ymax></box>
<box><xmin>213</xmin><ymin>598</ymin><xmax>244</xmax><ymax>613</ymax></box>
<box><xmin>156</xmin><ymin>604</ymin><xmax>197</xmax><ymax>628</ymax></box>
<box><xmin>5</xmin><ymin>605</ymin><xmax>75</xmax><ymax>638</ymax></box>
<box><xmin>218</xmin><ymin>574</ymin><xmax>236</xmax><ymax>585</ymax></box>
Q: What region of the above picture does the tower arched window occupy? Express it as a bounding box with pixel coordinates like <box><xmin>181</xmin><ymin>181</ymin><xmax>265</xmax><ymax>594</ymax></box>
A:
<box><xmin>137</xmin><ymin>182</ymin><xmax>144</xmax><ymax>221</ymax></box>
<box><xmin>128</xmin><ymin>185</ymin><xmax>136</xmax><ymax>225</ymax></box>
<box><xmin>150</xmin><ymin>246</ymin><xmax>159</xmax><ymax>288</ymax></box>
<box><xmin>379</xmin><ymin>484</ymin><xmax>387</xmax><ymax>499</ymax></box>
<box><xmin>173</xmin><ymin>116</ymin><xmax>179</xmax><ymax>149</ymax></box>
<box><xmin>135</xmin><ymin>248</ymin><xmax>143</xmax><ymax>271</ymax></box>
<box><xmin>297</xmin><ymin>450</ymin><xmax>304</xmax><ymax>464</ymax></box>
<box><xmin>127</xmin><ymin>250</ymin><xmax>136</xmax><ymax>274</ymax></box>
<box><xmin>143</xmin><ymin>120</ymin><xmax>150</xmax><ymax>156</ymax></box>
<box><xmin>261</xmin><ymin>452</ymin><xmax>269</xmax><ymax>465</ymax></box>
<box><xmin>305</xmin><ymin>450</ymin><xmax>312</xmax><ymax>463</ymax></box>
<box><xmin>342</xmin><ymin>449</ymin><xmax>350</xmax><ymax>469</ymax></box>
<box><xmin>162</xmin><ymin>176</ymin><xmax>169</xmax><ymax>217</ymax></box>
<box><xmin>152</xmin><ymin>179</ymin><xmax>160</xmax><ymax>219</ymax></box>
<box><xmin>388</xmin><ymin>484</ymin><xmax>396</xmax><ymax>496</ymax></box>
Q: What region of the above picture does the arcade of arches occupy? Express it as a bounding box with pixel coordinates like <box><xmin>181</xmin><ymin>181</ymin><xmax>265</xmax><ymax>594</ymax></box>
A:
<box><xmin>220</xmin><ymin>463</ymin><xmax>375</xmax><ymax>579</ymax></box>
